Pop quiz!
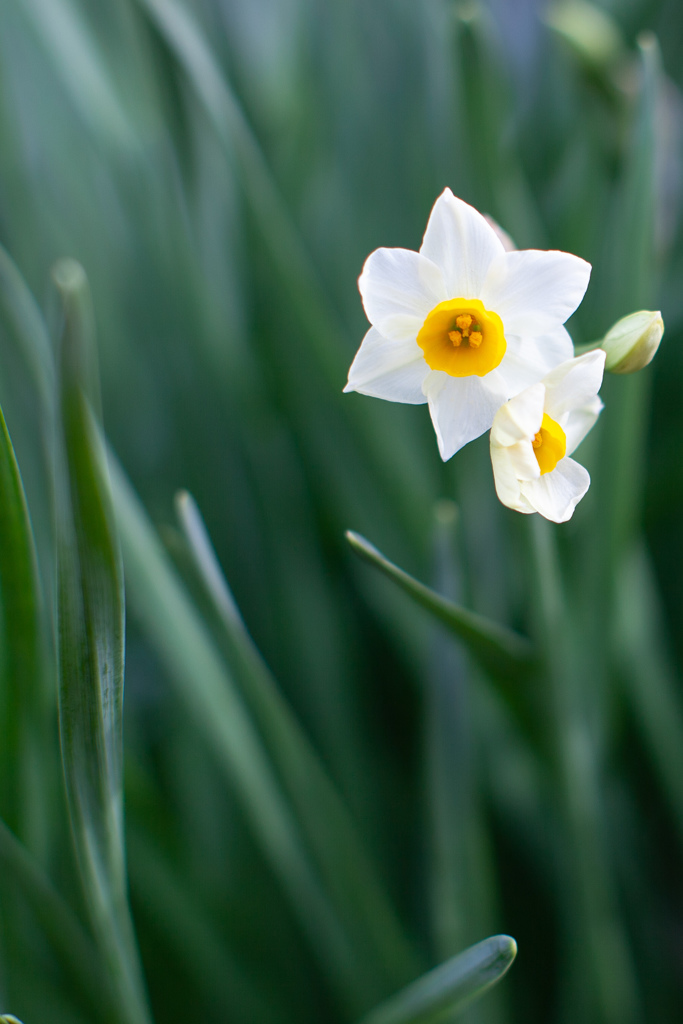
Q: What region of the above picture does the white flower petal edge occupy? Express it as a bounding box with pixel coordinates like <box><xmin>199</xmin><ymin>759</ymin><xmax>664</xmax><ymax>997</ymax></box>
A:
<box><xmin>522</xmin><ymin>459</ymin><xmax>591</xmax><ymax>523</ymax></box>
<box><xmin>481</xmin><ymin>249</ymin><xmax>592</xmax><ymax>337</ymax></box>
<box><xmin>344</xmin><ymin>327</ymin><xmax>429</xmax><ymax>404</ymax></box>
<box><xmin>425</xmin><ymin>371</ymin><xmax>508</xmax><ymax>460</ymax></box>
<box><xmin>542</xmin><ymin>349</ymin><xmax>606</xmax><ymax>428</ymax></box>
<box><xmin>419</xmin><ymin>190</ymin><xmax>505</xmax><ymax>298</ymax></box>
<box><xmin>490</xmin><ymin>351</ymin><xmax>605</xmax><ymax>523</ymax></box>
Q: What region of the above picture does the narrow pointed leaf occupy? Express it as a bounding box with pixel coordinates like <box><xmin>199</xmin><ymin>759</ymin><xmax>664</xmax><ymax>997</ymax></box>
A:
<box><xmin>53</xmin><ymin>260</ymin><xmax>151</xmax><ymax>1024</ymax></box>
<box><xmin>358</xmin><ymin>935</ymin><xmax>517</xmax><ymax>1024</ymax></box>
<box><xmin>136</xmin><ymin>0</ymin><xmax>344</xmax><ymax>381</ymax></box>
<box><xmin>175</xmin><ymin>491</ymin><xmax>420</xmax><ymax>991</ymax></box>
<box><xmin>346</xmin><ymin>531</ymin><xmax>534</xmax><ymax>680</ymax></box>
<box><xmin>109</xmin><ymin>457</ymin><xmax>390</xmax><ymax>1014</ymax></box>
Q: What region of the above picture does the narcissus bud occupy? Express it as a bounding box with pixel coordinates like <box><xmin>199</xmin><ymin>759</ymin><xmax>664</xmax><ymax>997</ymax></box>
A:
<box><xmin>601</xmin><ymin>310</ymin><xmax>664</xmax><ymax>374</ymax></box>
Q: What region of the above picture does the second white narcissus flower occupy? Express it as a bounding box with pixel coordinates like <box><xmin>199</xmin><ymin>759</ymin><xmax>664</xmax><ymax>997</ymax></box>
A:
<box><xmin>344</xmin><ymin>188</ymin><xmax>592</xmax><ymax>459</ymax></box>
<box><xmin>490</xmin><ymin>350</ymin><xmax>606</xmax><ymax>523</ymax></box>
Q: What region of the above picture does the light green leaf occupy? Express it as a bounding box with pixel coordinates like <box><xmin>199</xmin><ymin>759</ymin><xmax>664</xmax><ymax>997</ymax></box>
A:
<box><xmin>0</xmin><ymin>242</ymin><xmax>55</xmax><ymax>413</ymax></box>
<box><xmin>346</xmin><ymin>531</ymin><xmax>535</xmax><ymax>681</ymax></box>
<box><xmin>357</xmin><ymin>935</ymin><xmax>517</xmax><ymax>1024</ymax></box>
<box><xmin>17</xmin><ymin>0</ymin><xmax>136</xmax><ymax>152</ymax></box>
<box><xmin>53</xmin><ymin>260</ymin><xmax>151</xmax><ymax>1024</ymax></box>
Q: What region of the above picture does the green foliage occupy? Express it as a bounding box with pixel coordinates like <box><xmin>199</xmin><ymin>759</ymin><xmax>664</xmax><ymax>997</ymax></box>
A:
<box><xmin>0</xmin><ymin>1</ymin><xmax>681</xmax><ymax>1023</ymax></box>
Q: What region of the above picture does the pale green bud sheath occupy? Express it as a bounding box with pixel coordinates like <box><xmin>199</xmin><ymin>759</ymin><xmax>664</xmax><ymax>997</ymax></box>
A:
<box><xmin>601</xmin><ymin>310</ymin><xmax>664</xmax><ymax>374</ymax></box>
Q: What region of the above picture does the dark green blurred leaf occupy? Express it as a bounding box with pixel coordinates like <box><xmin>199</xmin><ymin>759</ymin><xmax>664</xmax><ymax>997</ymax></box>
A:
<box><xmin>0</xmin><ymin>816</ymin><xmax>113</xmax><ymax>1022</ymax></box>
<box><xmin>110</xmin><ymin>457</ymin><xmax>409</xmax><ymax>1014</ymax></box>
<box><xmin>0</xmin><ymin>399</ymin><xmax>44</xmax><ymax>836</ymax></box>
<box><xmin>358</xmin><ymin>935</ymin><xmax>517</xmax><ymax>1024</ymax></box>
<box><xmin>17</xmin><ymin>0</ymin><xmax>136</xmax><ymax>152</ymax></box>
<box><xmin>175</xmin><ymin>490</ymin><xmax>421</xmax><ymax>994</ymax></box>
<box><xmin>615</xmin><ymin>543</ymin><xmax>683</xmax><ymax>847</ymax></box>
<box><xmin>0</xmin><ymin>242</ymin><xmax>54</xmax><ymax>412</ymax></box>
<box><xmin>127</xmin><ymin>828</ymin><xmax>295</xmax><ymax>1024</ymax></box>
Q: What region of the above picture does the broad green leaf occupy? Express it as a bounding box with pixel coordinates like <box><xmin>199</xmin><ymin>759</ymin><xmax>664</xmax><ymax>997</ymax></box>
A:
<box><xmin>346</xmin><ymin>530</ymin><xmax>535</xmax><ymax>681</ymax></box>
<box><xmin>357</xmin><ymin>935</ymin><xmax>517</xmax><ymax>1024</ymax></box>
<box><xmin>109</xmin><ymin>456</ymin><xmax>396</xmax><ymax>1014</ymax></box>
<box><xmin>53</xmin><ymin>260</ymin><xmax>151</xmax><ymax>1024</ymax></box>
<box><xmin>174</xmin><ymin>491</ymin><xmax>420</xmax><ymax>993</ymax></box>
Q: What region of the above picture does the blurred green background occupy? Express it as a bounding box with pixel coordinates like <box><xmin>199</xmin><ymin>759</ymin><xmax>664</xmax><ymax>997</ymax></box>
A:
<box><xmin>0</xmin><ymin>0</ymin><xmax>683</xmax><ymax>1022</ymax></box>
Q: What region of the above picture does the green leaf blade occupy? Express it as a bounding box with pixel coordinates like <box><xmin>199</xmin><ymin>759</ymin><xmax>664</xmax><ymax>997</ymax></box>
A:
<box><xmin>0</xmin><ymin>401</ymin><xmax>44</xmax><ymax>837</ymax></box>
<box><xmin>358</xmin><ymin>935</ymin><xmax>517</xmax><ymax>1024</ymax></box>
<box><xmin>53</xmin><ymin>260</ymin><xmax>151</xmax><ymax>1024</ymax></box>
<box><xmin>174</xmin><ymin>491</ymin><xmax>421</xmax><ymax>994</ymax></box>
<box><xmin>346</xmin><ymin>530</ymin><xmax>535</xmax><ymax>681</ymax></box>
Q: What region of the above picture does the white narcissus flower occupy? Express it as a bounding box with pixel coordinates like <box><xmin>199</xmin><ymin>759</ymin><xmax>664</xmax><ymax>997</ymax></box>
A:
<box><xmin>489</xmin><ymin>350</ymin><xmax>606</xmax><ymax>523</ymax></box>
<box><xmin>344</xmin><ymin>188</ymin><xmax>591</xmax><ymax>460</ymax></box>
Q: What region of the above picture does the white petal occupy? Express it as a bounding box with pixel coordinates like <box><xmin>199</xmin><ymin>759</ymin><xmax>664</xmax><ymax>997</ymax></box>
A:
<box><xmin>542</xmin><ymin>350</ymin><xmax>606</xmax><ymax>421</ymax></box>
<box><xmin>520</xmin><ymin>458</ymin><xmax>590</xmax><ymax>523</ymax></box>
<box><xmin>490</xmin><ymin>384</ymin><xmax>545</xmax><ymax>446</ymax></box>
<box><xmin>564</xmin><ymin>396</ymin><xmax>603</xmax><ymax>454</ymax></box>
<box><xmin>424</xmin><ymin>371</ymin><xmax>508</xmax><ymax>460</ymax></box>
<box><xmin>490</xmin><ymin>443</ymin><xmax>536</xmax><ymax>513</ymax></box>
<box><xmin>419</xmin><ymin>189</ymin><xmax>505</xmax><ymax>299</ymax></box>
<box><xmin>497</xmin><ymin>326</ymin><xmax>575</xmax><ymax>394</ymax></box>
<box><xmin>480</xmin><ymin>249</ymin><xmax>591</xmax><ymax>335</ymax></box>
<box><xmin>507</xmin><ymin>440</ymin><xmax>543</xmax><ymax>482</ymax></box>
<box><xmin>344</xmin><ymin>327</ymin><xmax>429</xmax><ymax>404</ymax></box>
<box><xmin>358</xmin><ymin>247</ymin><xmax>447</xmax><ymax>340</ymax></box>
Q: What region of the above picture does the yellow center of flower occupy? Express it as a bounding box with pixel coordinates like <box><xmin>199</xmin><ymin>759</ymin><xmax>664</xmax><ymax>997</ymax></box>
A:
<box><xmin>532</xmin><ymin>414</ymin><xmax>566</xmax><ymax>475</ymax></box>
<box><xmin>417</xmin><ymin>298</ymin><xmax>506</xmax><ymax>377</ymax></box>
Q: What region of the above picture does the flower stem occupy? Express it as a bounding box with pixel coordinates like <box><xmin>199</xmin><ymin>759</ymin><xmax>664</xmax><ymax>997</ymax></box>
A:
<box><xmin>528</xmin><ymin>515</ymin><xmax>639</xmax><ymax>1024</ymax></box>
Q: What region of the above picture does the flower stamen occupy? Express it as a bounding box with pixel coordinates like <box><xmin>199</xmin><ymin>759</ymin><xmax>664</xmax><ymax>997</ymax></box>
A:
<box><xmin>417</xmin><ymin>298</ymin><xmax>506</xmax><ymax>377</ymax></box>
